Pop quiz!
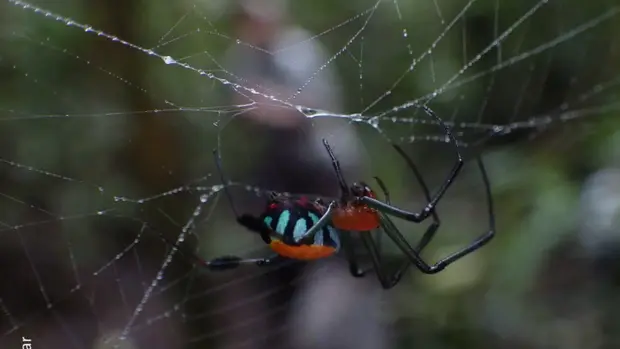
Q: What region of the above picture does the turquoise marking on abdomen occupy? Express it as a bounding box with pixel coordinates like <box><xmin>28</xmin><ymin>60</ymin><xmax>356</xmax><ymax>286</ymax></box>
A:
<box><xmin>263</xmin><ymin>216</ymin><xmax>273</xmax><ymax>228</ymax></box>
<box><xmin>308</xmin><ymin>212</ymin><xmax>320</xmax><ymax>225</ymax></box>
<box><xmin>327</xmin><ymin>226</ymin><xmax>341</xmax><ymax>251</ymax></box>
<box><xmin>275</xmin><ymin>210</ymin><xmax>290</xmax><ymax>236</ymax></box>
<box><xmin>292</xmin><ymin>218</ymin><xmax>308</xmax><ymax>242</ymax></box>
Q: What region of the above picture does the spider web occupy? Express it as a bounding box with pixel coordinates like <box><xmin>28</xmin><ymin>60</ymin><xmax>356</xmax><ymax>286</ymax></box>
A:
<box><xmin>0</xmin><ymin>0</ymin><xmax>619</xmax><ymax>348</ymax></box>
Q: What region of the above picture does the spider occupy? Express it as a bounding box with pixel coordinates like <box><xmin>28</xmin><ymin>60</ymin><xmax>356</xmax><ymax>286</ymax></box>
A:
<box><xmin>166</xmin><ymin>106</ymin><xmax>495</xmax><ymax>288</ymax></box>
<box><xmin>189</xmin><ymin>153</ymin><xmax>491</xmax><ymax>289</ymax></box>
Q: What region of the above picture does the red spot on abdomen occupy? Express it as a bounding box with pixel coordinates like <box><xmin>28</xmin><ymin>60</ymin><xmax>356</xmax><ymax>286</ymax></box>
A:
<box><xmin>332</xmin><ymin>206</ymin><xmax>380</xmax><ymax>231</ymax></box>
<box><xmin>270</xmin><ymin>241</ymin><xmax>337</xmax><ymax>260</ymax></box>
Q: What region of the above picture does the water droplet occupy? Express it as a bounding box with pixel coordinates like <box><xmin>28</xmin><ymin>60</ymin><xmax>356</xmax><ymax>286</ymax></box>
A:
<box><xmin>368</xmin><ymin>116</ymin><xmax>380</xmax><ymax>128</ymax></box>
<box><xmin>200</xmin><ymin>194</ymin><xmax>209</xmax><ymax>203</ymax></box>
<box><xmin>162</xmin><ymin>56</ymin><xmax>175</xmax><ymax>64</ymax></box>
<box><xmin>402</xmin><ymin>29</ymin><xmax>408</xmax><ymax>38</ymax></box>
<box><xmin>297</xmin><ymin>106</ymin><xmax>317</xmax><ymax>117</ymax></box>
<box><xmin>492</xmin><ymin>125</ymin><xmax>505</xmax><ymax>134</ymax></box>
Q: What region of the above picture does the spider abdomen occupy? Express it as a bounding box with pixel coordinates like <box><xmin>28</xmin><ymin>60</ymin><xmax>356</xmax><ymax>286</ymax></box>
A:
<box><xmin>262</xmin><ymin>201</ymin><xmax>341</xmax><ymax>260</ymax></box>
<box><xmin>332</xmin><ymin>206</ymin><xmax>380</xmax><ymax>231</ymax></box>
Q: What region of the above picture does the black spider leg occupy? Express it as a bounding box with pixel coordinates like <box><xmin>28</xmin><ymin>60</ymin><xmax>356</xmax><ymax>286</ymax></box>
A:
<box><xmin>212</xmin><ymin>147</ymin><xmax>240</xmax><ymax>218</ymax></box>
<box><xmin>147</xmin><ymin>149</ymin><xmax>291</xmax><ymax>272</ymax></box>
<box><xmin>341</xmin><ymin>176</ymin><xmax>390</xmax><ymax>278</ymax></box>
<box><xmin>372</xmin><ymin>156</ymin><xmax>495</xmax><ymax>275</ymax></box>
<box><xmin>371</xmin><ymin>176</ymin><xmax>389</xmax><ymax>259</ymax></box>
<box><xmin>212</xmin><ymin>147</ymin><xmax>280</xmax><ymax>243</ymax></box>
<box><xmin>357</xmin><ymin>209</ymin><xmax>434</xmax><ymax>288</ymax></box>
<box><xmin>367</xmin><ymin>174</ymin><xmax>441</xmax><ymax>260</ymax></box>
<box><xmin>195</xmin><ymin>213</ymin><xmax>289</xmax><ymax>270</ymax></box>
<box><xmin>358</xmin><ymin>105</ymin><xmax>463</xmax><ymax>223</ymax></box>
<box><xmin>196</xmin><ymin>215</ymin><xmax>286</xmax><ymax>269</ymax></box>
<box><xmin>322</xmin><ymin>138</ymin><xmax>351</xmax><ymax>201</ymax></box>
<box><xmin>320</xmin><ymin>138</ymin><xmax>366</xmax><ymax>276</ymax></box>
<box><xmin>155</xmin><ymin>228</ymin><xmax>285</xmax><ymax>271</ymax></box>
<box><xmin>391</xmin><ymin>144</ymin><xmax>441</xmax><ymax>252</ymax></box>
<box><xmin>357</xmin><ymin>169</ymin><xmax>440</xmax><ymax>285</ymax></box>
<box><xmin>335</xmin><ymin>232</ymin><xmax>364</xmax><ymax>277</ymax></box>
<box><xmin>205</xmin><ymin>148</ymin><xmax>286</xmax><ymax>268</ymax></box>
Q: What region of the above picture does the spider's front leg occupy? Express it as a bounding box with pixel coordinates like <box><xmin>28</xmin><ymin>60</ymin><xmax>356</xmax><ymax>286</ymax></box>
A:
<box><xmin>359</xmin><ymin>107</ymin><xmax>464</xmax><ymax>224</ymax></box>
<box><xmin>358</xmin><ymin>167</ymin><xmax>459</xmax><ymax>224</ymax></box>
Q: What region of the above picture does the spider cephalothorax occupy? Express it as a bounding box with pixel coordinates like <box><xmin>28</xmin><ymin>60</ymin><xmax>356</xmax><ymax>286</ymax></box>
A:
<box><xmin>331</xmin><ymin>181</ymin><xmax>381</xmax><ymax>232</ymax></box>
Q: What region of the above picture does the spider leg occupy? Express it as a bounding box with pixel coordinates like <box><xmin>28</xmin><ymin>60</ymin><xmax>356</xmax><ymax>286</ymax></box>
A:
<box><xmin>322</xmin><ymin>139</ymin><xmax>350</xmax><ymax>198</ymax></box>
<box><xmin>351</xmin><ymin>212</ymin><xmax>435</xmax><ymax>287</ymax></box>
<box><xmin>212</xmin><ymin>147</ymin><xmax>243</xmax><ymax>218</ymax></box>
<box><xmin>156</xmin><ymin>229</ymin><xmax>286</xmax><ymax>271</ymax></box>
<box><xmin>378</xmin><ymin>146</ymin><xmax>442</xmax><ymax>277</ymax></box>
<box><xmin>359</xmin><ymin>223</ymin><xmax>440</xmax><ymax>288</ymax></box>
<box><xmin>372</xmin><ymin>176</ymin><xmax>389</xmax><ymax>255</ymax></box>
<box><xmin>358</xmin><ymin>230</ymin><xmax>407</xmax><ymax>289</ymax></box>
<box><xmin>200</xmin><ymin>254</ymin><xmax>286</xmax><ymax>270</ymax></box>
<box><xmin>237</xmin><ymin>214</ymin><xmax>278</xmax><ymax>244</ymax></box>
<box><xmin>360</xmin><ymin>106</ymin><xmax>463</xmax><ymax>223</ymax></box>
<box><xmin>380</xmin><ymin>213</ymin><xmax>437</xmax><ymax>282</ymax></box>
<box><xmin>356</xmin><ymin>216</ymin><xmax>441</xmax><ymax>283</ymax></box>
<box><xmin>377</xmin><ymin>156</ymin><xmax>495</xmax><ymax>275</ymax></box>
<box><xmin>340</xmin><ymin>232</ymin><xmax>366</xmax><ymax>277</ymax></box>
<box><xmin>213</xmin><ymin>147</ymin><xmax>285</xmax><ymax>245</ymax></box>
<box><xmin>367</xmin><ymin>170</ymin><xmax>441</xmax><ymax>275</ymax></box>
<box><xmin>390</xmin><ymin>143</ymin><xmax>442</xmax><ymax>235</ymax></box>
<box><xmin>295</xmin><ymin>201</ymin><xmax>336</xmax><ymax>244</ymax></box>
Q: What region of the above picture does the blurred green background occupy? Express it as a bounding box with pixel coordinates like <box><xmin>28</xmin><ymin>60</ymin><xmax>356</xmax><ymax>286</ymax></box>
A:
<box><xmin>1</xmin><ymin>0</ymin><xmax>620</xmax><ymax>348</ymax></box>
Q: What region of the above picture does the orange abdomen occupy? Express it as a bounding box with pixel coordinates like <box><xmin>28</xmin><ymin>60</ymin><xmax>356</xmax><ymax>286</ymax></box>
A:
<box><xmin>332</xmin><ymin>206</ymin><xmax>380</xmax><ymax>231</ymax></box>
<box><xmin>269</xmin><ymin>240</ymin><xmax>337</xmax><ymax>260</ymax></box>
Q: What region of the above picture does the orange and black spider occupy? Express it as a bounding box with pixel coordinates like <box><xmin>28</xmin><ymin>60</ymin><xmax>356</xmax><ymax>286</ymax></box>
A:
<box><xmin>170</xmin><ymin>106</ymin><xmax>495</xmax><ymax>288</ymax></box>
